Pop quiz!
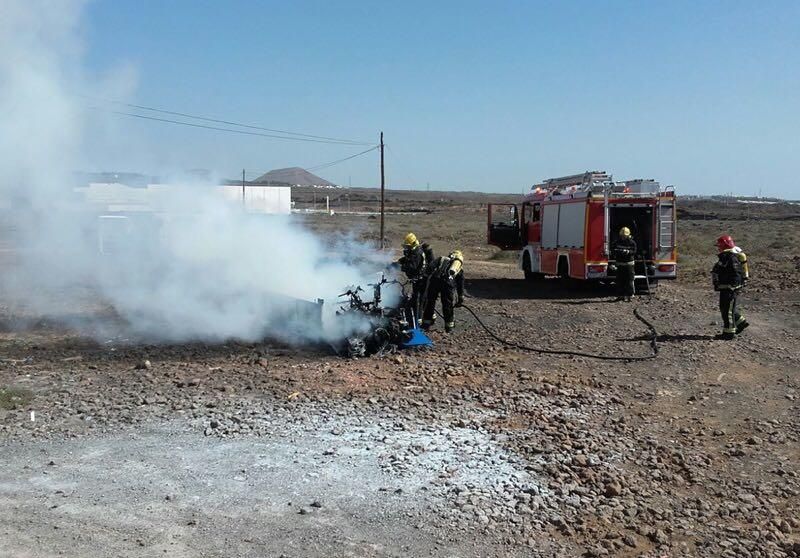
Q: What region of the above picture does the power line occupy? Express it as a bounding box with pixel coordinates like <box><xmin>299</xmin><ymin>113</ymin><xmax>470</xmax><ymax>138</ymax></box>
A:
<box><xmin>96</xmin><ymin>108</ymin><xmax>370</xmax><ymax>146</ymax></box>
<box><xmin>245</xmin><ymin>145</ymin><xmax>379</xmax><ymax>182</ymax></box>
<box><xmin>83</xmin><ymin>95</ymin><xmax>370</xmax><ymax>145</ymax></box>
<box><xmin>307</xmin><ymin>146</ymin><xmax>379</xmax><ymax>171</ymax></box>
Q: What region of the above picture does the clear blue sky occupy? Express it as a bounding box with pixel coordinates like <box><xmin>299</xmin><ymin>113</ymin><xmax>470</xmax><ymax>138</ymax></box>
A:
<box><xmin>82</xmin><ymin>0</ymin><xmax>799</xmax><ymax>197</ymax></box>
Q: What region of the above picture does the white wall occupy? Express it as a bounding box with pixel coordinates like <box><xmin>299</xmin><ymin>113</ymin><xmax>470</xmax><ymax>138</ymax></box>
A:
<box><xmin>76</xmin><ymin>183</ymin><xmax>292</xmax><ymax>215</ymax></box>
<box><xmin>79</xmin><ymin>182</ymin><xmax>148</xmax><ymax>209</ymax></box>
<box><xmin>219</xmin><ymin>185</ymin><xmax>291</xmax><ymax>214</ymax></box>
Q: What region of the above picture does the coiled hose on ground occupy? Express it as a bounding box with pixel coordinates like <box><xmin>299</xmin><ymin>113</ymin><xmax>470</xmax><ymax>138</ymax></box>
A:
<box><xmin>457</xmin><ymin>301</ymin><xmax>659</xmax><ymax>361</ymax></box>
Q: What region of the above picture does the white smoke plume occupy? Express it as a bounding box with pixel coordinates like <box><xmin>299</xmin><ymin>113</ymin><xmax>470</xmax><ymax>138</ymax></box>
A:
<box><xmin>0</xmin><ymin>0</ymin><xmax>392</xmax><ymax>344</ymax></box>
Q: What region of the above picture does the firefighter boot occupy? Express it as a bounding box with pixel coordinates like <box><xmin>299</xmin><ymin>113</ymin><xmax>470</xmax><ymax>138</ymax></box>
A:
<box><xmin>445</xmin><ymin>322</ymin><xmax>455</xmax><ymax>333</ymax></box>
<box><xmin>736</xmin><ymin>319</ymin><xmax>750</xmax><ymax>334</ymax></box>
<box><xmin>716</xmin><ymin>332</ymin><xmax>736</xmax><ymax>341</ymax></box>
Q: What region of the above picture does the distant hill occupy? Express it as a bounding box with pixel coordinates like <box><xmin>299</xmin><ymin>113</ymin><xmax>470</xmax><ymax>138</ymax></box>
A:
<box><xmin>252</xmin><ymin>167</ymin><xmax>336</xmax><ymax>187</ymax></box>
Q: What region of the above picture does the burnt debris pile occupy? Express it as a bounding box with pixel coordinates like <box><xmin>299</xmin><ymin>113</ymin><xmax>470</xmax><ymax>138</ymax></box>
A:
<box><xmin>333</xmin><ymin>274</ymin><xmax>432</xmax><ymax>358</ymax></box>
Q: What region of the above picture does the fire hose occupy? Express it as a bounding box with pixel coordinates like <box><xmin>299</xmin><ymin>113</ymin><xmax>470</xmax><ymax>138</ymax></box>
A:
<box><xmin>456</xmin><ymin>302</ymin><xmax>659</xmax><ymax>361</ymax></box>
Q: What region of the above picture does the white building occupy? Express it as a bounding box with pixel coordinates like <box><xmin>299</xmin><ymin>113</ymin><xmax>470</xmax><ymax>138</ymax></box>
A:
<box><xmin>218</xmin><ymin>184</ymin><xmax>292</xmax><ymax>214</ymax></box>
<box><xmin>76</xmin><ymin>183</ymin><xmax>292</xmax><ymax>215</ymax></box>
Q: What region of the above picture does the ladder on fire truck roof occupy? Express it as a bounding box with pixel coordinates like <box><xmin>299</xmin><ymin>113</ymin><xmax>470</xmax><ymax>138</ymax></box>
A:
<box><xmin>535</xmin><ymin>172</ymin><xmax>672</xmax><ymax>196</ymax></box>
<box><xmin>540</xmin><ymin>171</ymin><xmax>613</xmax><ymax>191</ymax></box>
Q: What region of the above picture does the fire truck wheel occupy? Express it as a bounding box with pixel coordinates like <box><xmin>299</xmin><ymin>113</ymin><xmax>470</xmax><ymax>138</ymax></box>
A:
<box><xmin>522</xmin><ymin>253</ymin><xmax>544</xmax><ymax>282</ymax></box>
<box><xmin>523</xmin><ymin>267</ymin><xmax>534</xmax><ymax>281</ymax></box>
<box><xmin>524</xmin><ymin>269</ymin><xmax>545</xmax><ymax>281</ymax></box>
<box><xmin>557</xmin><ymin>256</ymin><xmax>570</xmax><ymax>280</ymax></box>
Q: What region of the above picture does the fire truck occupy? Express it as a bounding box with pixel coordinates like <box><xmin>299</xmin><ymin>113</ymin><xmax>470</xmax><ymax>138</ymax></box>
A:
<box><xmin>487</xmin><ymin>171</ymin><xmax>677</xmax><ymax>286</ymax></box>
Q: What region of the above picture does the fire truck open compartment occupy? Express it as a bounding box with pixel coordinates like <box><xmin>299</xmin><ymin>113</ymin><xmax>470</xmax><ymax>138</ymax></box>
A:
<box><xmin>608</xmin><ymin>205</ymin><xmax>655</xmax><ymax>260</ymax></box>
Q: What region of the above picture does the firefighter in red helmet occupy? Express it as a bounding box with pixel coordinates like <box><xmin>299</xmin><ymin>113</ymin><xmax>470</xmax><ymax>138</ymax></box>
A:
<box><xmin>712</xmin><ymin>234</ymin><xmax>749</xmax><ymax>340</ymax></box>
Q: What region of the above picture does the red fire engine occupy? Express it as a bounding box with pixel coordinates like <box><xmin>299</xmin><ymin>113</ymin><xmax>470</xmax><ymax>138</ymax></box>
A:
<box><xmin>488</xmin><ymin>171</ymin><xmax>677</xmax><ymax>286</ymax></box>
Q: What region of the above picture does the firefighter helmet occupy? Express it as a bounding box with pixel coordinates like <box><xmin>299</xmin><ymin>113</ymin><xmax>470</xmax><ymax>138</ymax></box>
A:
<box><xmin>403</xmin><ymin>233</ymin><xmax>419</xmax><ymax>248</ymax></box>
<box><xmin>716</xmin><ymin>235</ymin><xmax>735</xmax><ymax>251</ymax></box>
<box><xmin>619</xmin><ymin>227</ymin><xmax>631</xmax><ymax>237</ymax></box>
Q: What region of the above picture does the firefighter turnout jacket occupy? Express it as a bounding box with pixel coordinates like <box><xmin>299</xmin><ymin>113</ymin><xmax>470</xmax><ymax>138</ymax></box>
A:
<box><xmin>428</xmin><ymin>252</ymin><xmax>464</xmax><ymax>301</ymax></box>
<box><xmin>712</xmin><ymin>249</ymin><xmax>745</xmax><ymax>291</ymax></box>
<box><xmin>398</xmin><ymin>243</ymin><xmax>433</xmax><ymax>280</ymax></box>
<box><xmin>613</xmin><ymin>236</ymin><xmax>637</xmax><ymax>264</ymax></box>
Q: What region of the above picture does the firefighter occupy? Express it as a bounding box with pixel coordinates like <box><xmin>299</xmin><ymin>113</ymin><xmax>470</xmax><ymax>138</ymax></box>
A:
<box><xmin>421</xmin><ymin>250</ymin><xmax>464</xmax><ymax>333</ymax></box>
<box><xmin>395</xmin><ymin>233</ymin><xmax>434</xmax><ymax>320</ymax></box>
<box><xmin>613</xmin><ymin>227</ymin><xmax>637</xmax><ymax>301</ymax></box>
<box><xmin>712</xmin><ymin>235</ymin><xmax>749</xmax><ymax>340</ymax></box>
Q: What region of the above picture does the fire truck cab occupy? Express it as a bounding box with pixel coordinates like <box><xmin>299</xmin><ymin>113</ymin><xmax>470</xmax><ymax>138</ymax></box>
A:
<box><xmin>488</xmin><ymin>171</ymin><xmax>677</xmax><ymax>286</ymax></box>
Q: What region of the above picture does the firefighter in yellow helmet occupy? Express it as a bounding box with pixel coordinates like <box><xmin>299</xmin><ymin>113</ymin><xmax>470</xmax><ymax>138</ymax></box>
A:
<box><xmin>421</xmin><ymin>250</ymin><xmax>464</xmax><ymax>333</ymax></box>
<box><xmin>394</xmin><ymin>233</ymin><xmax>434</xmax><ymax>320</ymax></box>
<box><xmin>613</xmin><ymin>226</ymin><xmax>637</xmax><ymax>301</ymax></box>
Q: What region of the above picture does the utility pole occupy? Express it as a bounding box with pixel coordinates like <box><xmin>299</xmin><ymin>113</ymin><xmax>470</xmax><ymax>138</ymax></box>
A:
<box><xmin>379</xmin><ymin>131</ymin><xmax>385</xmax><ymax>250</ymax></box>
<box><xmin>242</xmin><ymin>169</ymin><xmax>246</xmax><ymax>209</ymax></box>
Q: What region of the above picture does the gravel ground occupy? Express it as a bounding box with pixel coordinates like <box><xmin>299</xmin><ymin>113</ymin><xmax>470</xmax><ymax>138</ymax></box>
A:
<box><xmin>1</xmin><ymin>261</ymin><xmax>799</xmax><ymax>557</ymax></box>
<box><xmin>0</xmin><ymin>421</ymin><xmax>562</xmax><ymax>558</ymax></box>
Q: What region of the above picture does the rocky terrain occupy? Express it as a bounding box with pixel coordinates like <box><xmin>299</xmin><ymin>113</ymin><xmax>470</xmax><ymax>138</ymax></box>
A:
<box><xmin>1</xmin><ymin>198</ymin><xmax>799</xmax><ymax>557</ymax></box>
